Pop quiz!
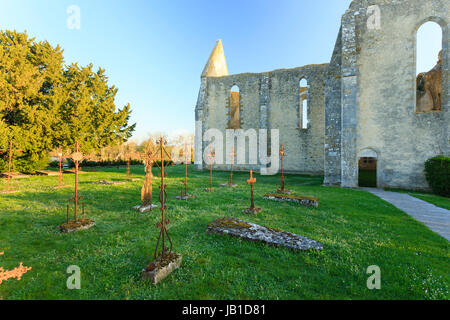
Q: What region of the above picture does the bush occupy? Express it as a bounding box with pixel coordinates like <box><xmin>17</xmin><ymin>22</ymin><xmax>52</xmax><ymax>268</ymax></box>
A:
<box><xmin>424</xmin><ymin>156</ymin><xmax>449</xmax><ymax>197</ymax></box>
<box><xmin>0</xmin><ymin>154</ymin><xmax>50</xmax><ymax>174</ymax></box>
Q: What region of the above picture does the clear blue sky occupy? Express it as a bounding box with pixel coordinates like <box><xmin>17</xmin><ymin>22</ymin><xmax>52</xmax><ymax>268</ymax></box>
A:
<box><xmin>0</xmin><ymin>0</ymin><xmax>441</xmax><ymax>141</ymax></box>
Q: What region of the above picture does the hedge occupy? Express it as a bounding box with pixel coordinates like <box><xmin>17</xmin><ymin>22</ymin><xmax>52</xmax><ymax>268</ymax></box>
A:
<box><xmin>424</xmin><ymin>156</ymin><xmax>449</xmax><ymax>197</ymax></box>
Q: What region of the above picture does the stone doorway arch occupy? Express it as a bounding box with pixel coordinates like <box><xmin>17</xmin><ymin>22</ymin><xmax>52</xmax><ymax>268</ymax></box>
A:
<box><xmin>358</xmin><ymin>148</ymin><xmax>378</xmax><ymax>187</ymax></box>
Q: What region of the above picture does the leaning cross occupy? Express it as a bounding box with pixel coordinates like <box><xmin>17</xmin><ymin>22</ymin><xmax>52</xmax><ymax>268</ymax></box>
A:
<box><xmin>0</xmin><ymin>140</ymin><xmax>23</xmax><ymax>193</ymax></box>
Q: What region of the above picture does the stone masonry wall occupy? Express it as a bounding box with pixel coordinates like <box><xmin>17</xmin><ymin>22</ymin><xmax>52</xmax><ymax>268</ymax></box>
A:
<box><xmin>338</xmin><ymin>0</ymin><xmax>449</xmax><ymax>189</ymax></box>
<box><xmin>203</xmin><ymin>64</ymin><xmax>328</xmax><ymax>174</ymax></box>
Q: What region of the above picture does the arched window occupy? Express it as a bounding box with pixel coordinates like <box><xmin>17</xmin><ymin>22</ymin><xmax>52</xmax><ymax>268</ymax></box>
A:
<box><xmin>416</xmin><ymin>21</ymin><xmax>442</xmax><ymax>112</ymax></box>
<box><xmin>299</xmin><ymin>79</ymin><xmax>308</xmax><ymax>129</ymax></box>
<box><xmin>228</xmin><ymin>85</ymin><xmax>241</xmax><ymax>129</ymax></box>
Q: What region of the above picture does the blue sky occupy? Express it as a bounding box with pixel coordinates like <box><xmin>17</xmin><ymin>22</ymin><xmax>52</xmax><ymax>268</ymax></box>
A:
<box><xmin>0</xmin><ymin>0</ymin><xmax>441</xmax><ymax>141</ymax></box>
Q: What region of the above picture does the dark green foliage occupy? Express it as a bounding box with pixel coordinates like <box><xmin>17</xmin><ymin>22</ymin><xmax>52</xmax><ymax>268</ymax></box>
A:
<box><xmin>66</xmin><ymin>159</ymin><xmax>143</xmax><ymax>168</ymax></box>
<box><xmin>358</xmin><ymin>170</ymin><xmax>377</xmax><ymax>187</ymax></box>
<box><xmin>424</xmin><ymin>156</ymin><xmax>449</xmax><ymax>197</ymax></box>
<box><xmin>0</xmin><ymin>30</ymin><xmax>135</xmax><ymax>173</ymax></box>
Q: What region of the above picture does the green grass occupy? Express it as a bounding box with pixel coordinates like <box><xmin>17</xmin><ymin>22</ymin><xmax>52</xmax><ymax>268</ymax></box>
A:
<box><xmin>386</xmin><ymin>188</ymin><xmax>450</xmax><ymax>211</ymax></box>
<box><xmin>0</xmin><ymin>165</ymin><xmax>448</xmax><ymax>300</ymax></box>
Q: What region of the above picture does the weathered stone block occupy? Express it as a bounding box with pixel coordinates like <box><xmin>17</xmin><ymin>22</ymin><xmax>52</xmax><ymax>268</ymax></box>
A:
<box><xmin>142</xmin><ymin>253</ymin><xmax>182</xmax><ymax>285</ymax></box>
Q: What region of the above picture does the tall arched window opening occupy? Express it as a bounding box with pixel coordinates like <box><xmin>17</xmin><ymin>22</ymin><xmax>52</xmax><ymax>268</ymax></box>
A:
<box><xmin>299</xmin><ymin>79</ymin><xmax>308</xmax><ymax>129</ymax></box>
<box><xmin>228</xmin><ymin>85</ymin><xmax>241</xmax><ymax>129</ymax></box>
<box><xmin>416</xmin><ymin>21</ymin><xmax>442</xmax><ymax>112</ymax></box>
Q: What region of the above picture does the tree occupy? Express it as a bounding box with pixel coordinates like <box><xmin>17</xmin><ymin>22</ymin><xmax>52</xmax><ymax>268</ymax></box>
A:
<box><xmin>0</xmin><ymin>30</ymin><xmax>64</xmax><ymax>172</ymax></box>
<box><xmin>53</xmin><ymin>63</ymin><xmax>135</xmax><ymax>154</ymax></box>
<box><xmin>0</xmin><ymin>30</ymin><xmax>135</xmax><ymax>172</ymax></box>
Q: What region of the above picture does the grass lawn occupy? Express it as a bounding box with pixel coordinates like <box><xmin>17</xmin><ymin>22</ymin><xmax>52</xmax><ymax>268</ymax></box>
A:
<box><xmin>0</xmin><ymin>165</ymin><xmax>448</xmax><ymax>300</ymax></box>
<box><xmin>387</xmin><ymin>189</ymin><xmax>450</xmax><ymax>211</ymax></box>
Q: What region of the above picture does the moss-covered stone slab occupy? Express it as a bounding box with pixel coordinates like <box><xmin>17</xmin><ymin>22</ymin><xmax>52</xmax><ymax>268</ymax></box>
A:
<box><xmin>142</xmin><ymin>253</ymin><xmax>182</xmax><ymax>285</ymax></box>
<box><xmin>174</xmin><ymin>194</ymin><xmax>196</xmax><ymax>200</ymax></box>
<box><xmin>35</xmin><ymin>170</ymin><xmax>60</xmax><ymax>176</ymax></box>
<box><xmin>124</xmin><ymin>178</ymin><xmax>141</xmax><ymax>182</ymax></box>
<box><xmin>220</xmin><ymin>183</ymin><xmax>238</xmax><ymax>187</ymax></box>
<box><xmin>263</xmin><ymin>193</ymin><xmax>319</xmax><ymax>207</ymax></box>
<box><xmin>59</xmin><ymin>219</ymin><xmax>96</xmax><ymax>233</ymax></box>
<box><xmin>133</xmin><ymin>204</ymin><xmax>158</xmax><ymax>212</ymax></box>
<box><xmin>63</xmin><ymin>169</ymin><xmax>88</xmax><ymax>174</ymax></box>
<box><xmin>207</xmin><ymin>217</ymin><xmax>323</xmax><ymax>251</ymax></box>
<box><xmin>1</xmin><ymin>172</ymin><xmax>29</xmax><ymax>179</ymax></box>
<box><xmin>94</xmin><ymin>180</ymin><xmax>124</xmax><ymax>185</ymax></box>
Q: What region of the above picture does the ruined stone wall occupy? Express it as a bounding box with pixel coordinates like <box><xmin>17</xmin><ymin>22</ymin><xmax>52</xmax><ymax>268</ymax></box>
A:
<box><xmin>336</xmin><ymin>0</ymin><xmax>449</xmax><ymax>189</ymax></box>
<box><xmin>202</xmin><ymin>64</ymin><xmax>328</xmax><ymax>174</ymax></box>
<box><xmin>324</xmin><ymin>28</ymin><xmax>343</xmax><ymax>186</ymax></box>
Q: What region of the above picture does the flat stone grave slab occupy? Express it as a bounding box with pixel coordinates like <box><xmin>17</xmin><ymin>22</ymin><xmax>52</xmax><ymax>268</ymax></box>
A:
<box><xmin>142</xmin><ymin>253</ymin><xmax>182</xmax><ymax>285</ymax></box>
<box><xmin>35</xmin><ymin>170</ymin><xmax>60</xmax><ymax>176</ymax></box>
<box><xmin>59</xmin><ymin>219</ymin><xmax>96</xmax><ymax>233</ymax></box>
<box><xmin>133</xmin><ymin>204</ymin><xmax>158</xmax><ymax>212</ymax></box>
<box><xmin>93</xmin><ymin>180</ymin><xmax>124</xmax><ymax>185</ymax></box>
<box><xmin>263</xmin><ymin>193</ymin><xmax>319</xmax><ymax>207</ymax></box>
<box><xmin>63</xmin><ymin>169</ymin><xmax>88</xmax><ymax>174</ymax></box>
<box><xmin>174</xmin><ymin>194</ymin><xmax>196</xmax><ymax>200</ymax></box>
<box><xmin>1</xmin><ymin>172</ymin><xmax>29</xmax><ymax>179</ymax></box>
<box><xmin>220</xmin><ymin>183</ymin><xmax>238</xmax><ymax>187</ymax></box>
<box><xmin>207</xmin><ymin>217</ymin><xmax>323</xmax><ymax>251</ymax></box>
<box><xmin>124</xmin><ymin>178</ymin><xmax>141</xmax><ymax>182</ymax></box>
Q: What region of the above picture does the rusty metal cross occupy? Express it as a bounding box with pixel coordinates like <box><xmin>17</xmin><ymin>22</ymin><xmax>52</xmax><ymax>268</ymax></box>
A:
<box><xmin>0</xmin><ymin>140</ymin><xmax>23</xmax><ymax>193</ymax></box>
<box><xmin>56</xmin><ymin>149</ymin><xmax>71</xmax><ymax>188</ymax></box>
<box><xmin>246</xmin><ymin>170</ymin><xmax>257</xmax><ymax>210</ymax></box>
<box><xmin>152</xmin><ymin>137</ymin><xmax>174</xmax><ymax>260</ymax></box>
<box><xmin>279</xmin><ymin>144</ymin><xmax>286</xmax><ymax>192</ymax></box>
<box><xmin>181</xmin><ymin>142</ymin><xmax>190</xmax><ymax>197</ymax></box>
<box><xmin>141</xmin><ymin>140</ymin><xmax>154</xmax><ymax>207</ymax></box>
<box><xmin>69</xmin><ymin>140</ymin><xmax>86</xmax><ymax>222</ymax></box>
<box><xmin>206</xmin><ymin>146</ymin><xmax>215</xmax><ymax>191</ymax></box>
<box><xmin>228</xmin><ymin>147</ymin><xmax>236</xmax><ymax>186</ymax></box>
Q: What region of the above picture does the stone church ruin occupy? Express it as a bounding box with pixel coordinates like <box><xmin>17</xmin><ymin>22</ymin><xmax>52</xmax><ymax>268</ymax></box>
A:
<box><xmin>195</xmin><ymin>0</ymin><xmax>448</xmax><ymax>190</ymax></box>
